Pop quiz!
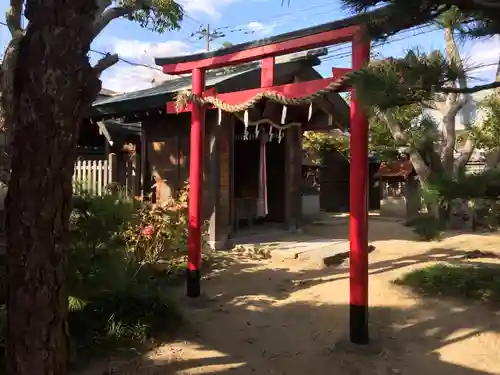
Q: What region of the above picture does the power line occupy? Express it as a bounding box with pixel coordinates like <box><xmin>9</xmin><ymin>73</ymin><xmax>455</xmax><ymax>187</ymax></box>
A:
<box><xmin>217</xmin><ymin>1</ymin><xmax>344</xmax><ymax>31</ymax></box>
<box><xmin>0</xmin><ymin>20</ymin><xmax>200</xmax><ymax>73</ymax></box>
<box><xmin>320</xmin><ymin>24</ymin><xmax>439</xmax><ymax>62</ymax></box>
<box><xmin>214</xmin><ymin>5</ymin><xmax>435</xmax><ymax>57</ymax></box>
<box><xmin>183</xmin><ymin>13</ymin><xmax>203</xmax><ymax>26</ymax></box>
<box><xmin>223</xmin><ymin>7</ymin><xmax>344</xmax><ymax>36</ymax></box>
<box><xmin>88</xmin><ymin>49</ymin><xmax>162</xmax><ymax>71</ymax></box>
<box><xmin>3</xmin><ymin>19</ymin><xmax>490</xmax><ymax>80</ymax></box>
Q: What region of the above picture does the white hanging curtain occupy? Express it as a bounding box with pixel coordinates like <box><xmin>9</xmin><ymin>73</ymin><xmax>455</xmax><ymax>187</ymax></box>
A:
<box><xmin>256</xmin><ymin>132</ymin><xmax>268</xmax><ymax>218</ymax></box>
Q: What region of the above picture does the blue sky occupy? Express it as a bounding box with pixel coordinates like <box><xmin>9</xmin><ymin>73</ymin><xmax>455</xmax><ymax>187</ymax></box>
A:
<box><xmin>0</xmin><ymin>0</ymin><xmax>498</xmax><ymax>93</ymax></box>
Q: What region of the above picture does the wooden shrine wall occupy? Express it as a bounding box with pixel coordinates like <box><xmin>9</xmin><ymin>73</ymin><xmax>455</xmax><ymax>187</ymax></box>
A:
<box><xmin>143</xmin><ymin>110</ymin><xmax>303</xmax><ymax>247</ymax></box>
<box><xmin>142</xmin><ymin>112</ymin><xmax>225</xmax><ymax>221</ymax></box>
<box><xmin>143</xmin><ymin>111</ymin><xmax>233</xmax><ymax>248</ymax></box>
<box><xmin>143</xmin><ymin>113</ymin><xmax>189</xmax><ymax>204</ymax></box>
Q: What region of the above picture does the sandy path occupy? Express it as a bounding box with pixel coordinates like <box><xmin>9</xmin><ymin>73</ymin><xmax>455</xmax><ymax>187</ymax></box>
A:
<box><xmin>79</xmin><ymin>219</ymin><xmax>500</xmax><ymax>375</ymax></box>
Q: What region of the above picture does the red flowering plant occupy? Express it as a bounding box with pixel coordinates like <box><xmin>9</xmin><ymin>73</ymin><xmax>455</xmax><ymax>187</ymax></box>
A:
<box><xmin>122</xmin><ymin>181</ymin><xmax>207</xmax><ymax>265</ymax></box>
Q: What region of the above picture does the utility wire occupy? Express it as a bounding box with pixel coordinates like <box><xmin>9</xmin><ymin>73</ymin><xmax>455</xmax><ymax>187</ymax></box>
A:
<box><xmin>88</xmin><ymin>49</ymin><xmax>162</xmax><ymax>71</ymax></box>
<box><xmin>3</xmin><ymin>19</ymin><xmax>486</xmax><ymax>80</ymax></box>
<box><xmin>217</xmin><ymin>1</ymin><xmax>344</xmax><ymax>31</ymax></box>
<box><xmin>222</xmin><ymin>6</ymin><xmax>345</xmax><ymax>35</ymax></box>
<box><xmin>0</xmin><ymin>8</ymin><xmax>432</xmax><ymax>70</ymax></box>
<box><xmin>321</xmin><ymin>24</ymin><xmax>439</xmax><ymax>62</ymax></box>
<box><xmin>0</xmin><ymin>20</ymin><xmax>201</xmax><ymax>73</ymax></box>
<box><xmin>0</xmin><ymin>20</ymin><xmax>438</xmax><ymax>72</ymax></box>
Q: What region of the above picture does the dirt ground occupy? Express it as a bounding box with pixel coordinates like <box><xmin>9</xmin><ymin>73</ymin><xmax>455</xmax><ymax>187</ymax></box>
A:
<box><xmin>78</xmin><ymin>217</ymin><xmax>500</xmax><ymax>375</ymax></box>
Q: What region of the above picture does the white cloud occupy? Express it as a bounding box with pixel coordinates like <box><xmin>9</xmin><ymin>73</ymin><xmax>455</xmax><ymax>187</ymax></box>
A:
<box><xmin>247</xmin><ymin>21</ymin><xmax>275</xmax><ymax>36</ymax></box>
<box><xmin>178</xmin><ymin>0</ymin><xmax>239</xmax><ymax>18</ymax></box>
<box><xmin>101</xmin><ymin>64</ymin><xmax>167</xmax><ymax>93</ymax></box>
<box><xmin>109</xmin><ymin>39</ymin><xmax>192</xmax><ymax>66</ymax></box>
<box><xmin>99</xmin><ymin>38</ymin><xmax>193</xmax><ymax>93</ymax></box>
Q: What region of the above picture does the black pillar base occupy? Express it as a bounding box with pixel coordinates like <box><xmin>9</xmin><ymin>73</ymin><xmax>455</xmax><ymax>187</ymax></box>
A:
<box><xmin>349</xmin><ymin>304</ymin><xmax>369</xmax><ymax>345</ymax></box>
<box><xmin>186</xmin><ymin>269</ymin><xmax>201</xmax><ymax>298</ymax></box>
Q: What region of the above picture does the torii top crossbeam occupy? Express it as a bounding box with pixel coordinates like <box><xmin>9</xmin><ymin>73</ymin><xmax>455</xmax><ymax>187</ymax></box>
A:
<box><xmin>154</xmin><ymin>9</ymin><xmax>376</xmax><ymax>73</ymax></box>
<box><xmin>156</xmin><ymin>11</ymin><xmax>372</xmax><ymax>346</ymax></box>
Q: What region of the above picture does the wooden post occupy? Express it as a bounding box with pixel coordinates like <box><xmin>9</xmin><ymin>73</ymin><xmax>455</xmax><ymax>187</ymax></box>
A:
<box><xmin>141</xmin><ymin>127</ymin><xmax>150</xmax><ymax>201</ymax></box>
<box><xmin>125</xmin><ymin>158</ymin><xmax>133</xmax><ymax>194</ymax></box>
<box><xmin>108</xmin><ymin>152</ymin><xmax>118</xmax><ymax>184</ymax></box>
<box><xmin>132</xmin><ymin>153</ymin><xmax>141</xmax><ymax>198</ymax></box>
<box><xmin>284</xmin><ymin>125</ymin><xmax>302</xmax><ymax>230</ymax></box>
<box><xmin>208</xmin><ymin>112</ymin><xmax>232</xmax><ymax>249</ymax></box>
<box><xmin>349</xmin><ymin>31</ymin><xmax>370</xmax><ymax>345</ymax></box>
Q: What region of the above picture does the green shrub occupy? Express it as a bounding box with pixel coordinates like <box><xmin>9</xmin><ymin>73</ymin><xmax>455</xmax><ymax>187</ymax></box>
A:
<box><xmin>70</xmin><ymin>191</ymin><xmax>135</xmax><ymax>251</ymax></box>
<box><xmin>470</xmin><ymin>198</ymin><xmax>500</xmax><ymax>231</ymax></box>
<box><xmin>425</xmin><ymin>169</ymin><xmax>500</xmax><ymax>202</ymax></box>
<box><xmin>406</xmin><ymin>214</ymin><xmax>443</xmax><ymax>241</ymax></box>
<box><xmin>122</xmin><ymin>182</ymin><xmax>208</xmax><ymax>267</ymax></box>
<box><xmin>66</xmin><ymin>191</ymin><xmax>181</xmax><ymax>356</ymax></box>
<box><xmin>395</xmin><ymin>264</ymin><xmax>500</xmax><ymax>305</ymax></box>
<box><xmin>0</xmin><ymin>189</ymin><xmax>184</xmax><ymax>369</ymax></box>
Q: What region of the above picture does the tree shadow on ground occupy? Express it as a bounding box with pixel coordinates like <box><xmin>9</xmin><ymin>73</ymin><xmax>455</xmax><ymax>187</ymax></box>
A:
<box><xmin>149</xmin><ymin>301</ymin><xmax>500</xmax><ymax>375</ymax></box>
<box><xmin>79</xmin><ymin>243</ymin><xmax>500</xmax><ymax>375</ymax></box>
<box><xmin>199</xmin><ymin>245</ymin><xmax>498</xmax><ymax>305</ymax></box>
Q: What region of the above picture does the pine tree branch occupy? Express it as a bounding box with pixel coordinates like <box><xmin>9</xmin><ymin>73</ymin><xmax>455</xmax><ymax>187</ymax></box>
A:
<box><xmin>95</xmin><ymin>0</ymin><xmax>112</xmax><ymax>21</ymax></box>
<box><xmin>342</xmin><ymin>1</ymin><xmax>500</xmax><ymax>38</ymax></box>
<box><xmin>441</xmin><ymin>27</ymin><xmax>468</xmax><ymax>174</ymax></box>
<box><xmin>374</xmin><ymin>107</ymin><xmax>432</xmax><ymax>180</ymax></box>
<box><xmin>353</xmin><ymin>2</ymin><xmax>451</xmax><ymax>39</ymax></box>
<box><xmin>456</xmin><ymin>41</ymin><xmax>500</xmax><ymax>171</ymax></box>
<box><xmin>6</xmin><ymin>0</ymin><xmax>23</xmax><ymax>37</ymax></box>
<box><xmin>93</xmin><ymin>53</ymin><xmax>119</xmax><ymax>76</ymax></box>
<box><xmin>470</xmin><ymin>0</ymin><xmax>500</xmax><ymax>9</ymax></box>
<box><xmin>436</xmin><ymin>81</ymin><xmax>500</xmax><ymax>93</ymax></box>
<box><xmin>92</xmin><ymin>0</ymin><xmax>155</xmax><ymax>40</ymax></box>
<box><xmin>92</xmin><ymin>6</ymin><xmax>131</xmax><ymax>40</ymax></box>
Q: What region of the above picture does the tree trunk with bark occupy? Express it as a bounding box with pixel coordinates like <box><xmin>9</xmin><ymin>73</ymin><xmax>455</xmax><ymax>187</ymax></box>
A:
<box><xmin>3</xmin><ymin>1</ymin><xmax>100</xmax><ymax>374</ymax></box>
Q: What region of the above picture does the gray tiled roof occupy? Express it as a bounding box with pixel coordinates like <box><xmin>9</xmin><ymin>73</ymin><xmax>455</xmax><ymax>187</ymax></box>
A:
<box><xmin>91</xmin><ymin>48</ymin><xmax>327</xmax><ymax>117</ymax></box>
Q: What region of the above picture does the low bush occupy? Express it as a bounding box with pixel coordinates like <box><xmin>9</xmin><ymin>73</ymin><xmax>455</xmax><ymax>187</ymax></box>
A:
<box><xmin>420</xmin><ymin>170</ymin><xmax>500</xmax><ymax>232</ymax></box>
<box><xmin>122</xmin><ymin>182</ymin><xmax>208</xmax><ymax>268</ymax></box>
<box><xmin>67</xmin><ymin>191</ymin><xmax>182</xmax><ymax>357</ymax></box>
<box><xmin>405</xmin><ymin>214</ymin><xmax>444</xmax><ymax>241</ymax></box>
<box><xmin>395</xmin><ymin>264</ymin><xmax>500</xmax><ymax>305</ymax></box>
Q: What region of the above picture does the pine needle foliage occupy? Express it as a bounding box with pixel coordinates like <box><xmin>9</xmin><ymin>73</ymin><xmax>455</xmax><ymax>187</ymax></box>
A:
<box><xmin>340</xmin><ymin>0</ymin><xmax>500</xmax><ymax>40</ymax></box>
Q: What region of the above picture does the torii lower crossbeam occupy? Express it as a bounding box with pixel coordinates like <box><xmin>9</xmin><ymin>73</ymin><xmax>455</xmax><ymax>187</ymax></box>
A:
<box><xmin>159</xmin><ymin>21</ymin><xmax>370</xmax><ymax>345</ymax></box>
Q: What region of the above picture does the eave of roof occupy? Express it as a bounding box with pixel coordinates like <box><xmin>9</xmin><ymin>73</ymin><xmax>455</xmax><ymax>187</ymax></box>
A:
<box><xmin>375</xmin><ymin>160</ymin><xmax>414</xmax><ymax>178</ymax></box>
<box><xmin>99</xmin><ymin>88</ymin><xmax>120</xmax><ymax>97</ymax></box>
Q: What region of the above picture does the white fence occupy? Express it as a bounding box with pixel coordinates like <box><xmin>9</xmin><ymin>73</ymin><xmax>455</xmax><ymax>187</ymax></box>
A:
<box><xmin>73</xmin><ymin>159</ymin><xmax>113</xmax><ymax>196</ymax></box>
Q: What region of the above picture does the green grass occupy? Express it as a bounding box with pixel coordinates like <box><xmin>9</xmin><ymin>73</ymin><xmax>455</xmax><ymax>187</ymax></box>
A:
<box><xmin>394</xmin><ymin>264</ymin><xmax>500</xmax><ymax>305</ymax></box>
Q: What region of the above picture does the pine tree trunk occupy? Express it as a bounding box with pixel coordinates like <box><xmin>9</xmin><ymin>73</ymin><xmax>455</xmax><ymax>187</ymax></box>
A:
<box><xmin>3</xmin><ymin>1</ymin><xmax>100</xmax><ymax>374</ymax></box>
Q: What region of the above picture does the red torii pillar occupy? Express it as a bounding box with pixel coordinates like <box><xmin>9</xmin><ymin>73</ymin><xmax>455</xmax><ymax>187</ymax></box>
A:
<box><xmin>186</xmin><ymin>68</ymin><xmax>205</xmax><ymax>298</ymax></box>
<box><xmin>349</xmin><ymin>32</ymin><xmax>370</xmax><ymax>345</ymax></box>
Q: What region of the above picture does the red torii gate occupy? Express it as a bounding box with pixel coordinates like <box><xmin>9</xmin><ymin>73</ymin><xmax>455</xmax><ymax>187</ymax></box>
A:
<box><xmin>156</xmin><ymin>16</ymin><xmax>370</xmax><ymax>345</ymax></box>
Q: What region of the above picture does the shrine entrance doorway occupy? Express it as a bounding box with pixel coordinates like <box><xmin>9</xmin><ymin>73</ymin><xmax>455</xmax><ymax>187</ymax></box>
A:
<box><xmin>232</xmin><ymin>120</ymin><xmax>286</xmax><ymax>233</ymax></box>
